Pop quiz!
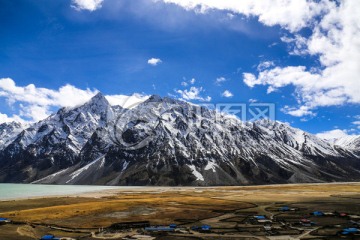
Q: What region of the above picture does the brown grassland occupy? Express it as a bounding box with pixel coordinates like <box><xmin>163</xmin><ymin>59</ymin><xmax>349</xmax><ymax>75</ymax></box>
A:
<box><xmin>1</xmin><ymin>183</ymin><xmax>360</xmax><ymax>239</ymax></box>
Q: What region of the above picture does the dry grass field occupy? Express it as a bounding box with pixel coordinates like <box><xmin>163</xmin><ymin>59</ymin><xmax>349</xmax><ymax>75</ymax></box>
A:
<box><xmin>1</xmin><ymin>183</ymin><xmax>360</xmax><ymax>239</ymax></box>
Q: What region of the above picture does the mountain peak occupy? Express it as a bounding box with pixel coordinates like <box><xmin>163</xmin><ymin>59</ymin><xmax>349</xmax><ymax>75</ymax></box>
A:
<box><xmin>91</xmin><ymin>92</ymin><xmax>107</xmax><ymax>101</ymax></box>
<box><xmin>145</xmin><ymin>94</ymin><xmax>183</xmax><ymax>105</ymax></box>
<box><xmin>86</xmin><ymin>92</ymin><xmax>110</xmax><ymax>107</ymax></box>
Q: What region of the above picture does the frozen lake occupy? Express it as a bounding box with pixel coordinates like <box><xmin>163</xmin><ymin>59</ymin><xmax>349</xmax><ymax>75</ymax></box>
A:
<box><xmin>0</xmin><ymin>183</ymin><xmax>123</xmax><ymax>200</ymax></box>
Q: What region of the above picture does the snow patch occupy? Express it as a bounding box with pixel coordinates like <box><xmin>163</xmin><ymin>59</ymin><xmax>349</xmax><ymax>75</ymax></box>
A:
<box><xmin>106</xmin><ymin>94</ymin><xmax>150</xmax><ymax>109</ymax></box>
<box><xmin>188</xmin><ymin>164</ymin><xmax>204</xmax><ymax>181</ymax></box>
<box><xmin>66</xmin><ymin>156</ymin><xmax>104</xmax><ymax>183</ymax></box>
<box><xmin>204</xmin><ymin>161</ymin><xmax>217</xmax><ymax>173</ymax></box>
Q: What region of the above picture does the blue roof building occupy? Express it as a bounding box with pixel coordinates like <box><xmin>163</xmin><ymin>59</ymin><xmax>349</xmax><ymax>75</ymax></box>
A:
<box><xmin>254</xmin><ymin>215</ymin><xmax>266</xmax><ymax>220</ymax></box>
<box><xmin>312</xmin><ymin>211</ymin><xmax>324</xmax><ymax>216</ymax></box>
<box><xmin>40</xmin><ymin>235</ymin><xmax>60</xmax><ymax>240</ymax></box>
<box><xmin>279</xmin><ymin>206</ymin><xmax>290</xmax><ymax>211</ymax></box>
<box><xmin>169</xmin><ymin>224</ymin><xmax>177</xmax><ymax>228</ymax></box>
<box><xmin>0</xmin><ymin>218</ymin><xmax>10</xmax><ymax>222</ymax></box>
<box><xmin>201</xmin><ymin>225</ymin><xmax>211</xmax><ymax>231</ymax></box>
<box><xmin>341</xmin><ymin>228</ymin><xmax>359</xmax><ymax>235</ymax></box>
<box><xmin>191</xmin><ymin>226</ymin><xmax>199</xmax><ymax>230</ymax></box>
<box><xmin>144</xmin><ymin>227</ymin><xmax>175</xmax><ymax>232</ymax></box>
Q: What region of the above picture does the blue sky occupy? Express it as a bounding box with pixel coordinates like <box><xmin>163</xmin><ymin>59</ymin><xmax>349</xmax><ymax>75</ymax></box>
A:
<box><xmin>0</xmin><ymin>0</ymin><xmax>359</xmax><ymax>138</ymax></box>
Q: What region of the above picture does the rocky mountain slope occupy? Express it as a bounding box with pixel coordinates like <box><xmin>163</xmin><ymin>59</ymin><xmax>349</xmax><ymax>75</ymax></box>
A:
<box><xmin>0</xmin><ymin>93</ymin><xmax>359</xmax><ymax>186</ymax></box>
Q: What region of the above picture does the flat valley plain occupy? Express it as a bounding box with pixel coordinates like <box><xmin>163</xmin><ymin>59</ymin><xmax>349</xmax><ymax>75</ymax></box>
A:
<box><xmin>1</xmin><ymin>183</ymin><xmax>360</xmax><ymax>240</ymax></box>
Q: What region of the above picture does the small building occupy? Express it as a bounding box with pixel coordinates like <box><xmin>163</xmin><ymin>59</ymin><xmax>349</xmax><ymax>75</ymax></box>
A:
<box><xmin>254</xmin><ymin>215</ymin><xmax>266</xmax><ymax>220</ymax></box>
<box><xmin>312</xmin><ymin>211</ymin><xmax>324</xmax><ymax>216</ymax></box>
<box><xmin>40</xmin><ymin>235</ymin><xmax>60</xmax><ymax>240</ymax></box>
<box><xmin>300</xmin><ymin>218</ymin><xmax>314</xmax><ymax>227</ymax></box>
<box><xmin>0</xmin><ymin>218</ymin><xmax>11</xmax><ymax>224</ymax></box>
<box><xmin>279</xmin><ymin>206</ymin><xmax>290</xmax><ymax>212</ymax></box>
<box><xmin>263</xmin><ymin>225</ymin><xmax>272</xmax><ymax>231</ymax></box>
<box><xmin>201</xmin><ymin>225</ymin><xmax>211</xmax><ymax>231</ymax></box>
<box><xmin>340</xmin><ymin>228</ymin><xmax>359</xmax><ymax>235</ymax></box>
<box><xmin>191</xmin><ymin>226</ymin><xmax>199</xmax><ymax>231</ymax></box>
<box><xmin>169</xmin><ymin>224</ymin><xmax>177</xmax><ymax>228</ymax></box>
<box><xmin>339</xmin><ymin>212</ymin><xmax>348</xmax><ymax>217</ymax></box>
<box><xmin>144</xmin><ymin>226</ymin><xmax>175</xmax><ymax>232</ymax></box>
<box><xmin>349</xmin><ymin>215</ymin><xmax>360</xmax><ymax>220</ymax></box>
<box><xmin>257</xmin><ymin>219</ymin><xmax>272</xmax><ymax>223</ymax></box>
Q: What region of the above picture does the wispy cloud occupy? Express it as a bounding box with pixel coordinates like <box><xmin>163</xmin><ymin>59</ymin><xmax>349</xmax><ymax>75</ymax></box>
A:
<box><xmin>215</xmin><ymin>76</ymin><xmax>226</xmax><ymax>85</ymax></box>
<box><xmin>181</xmin><ymin>78</ymin><xmax>196</xmax><ymax>86</ymax></box>
<box><xmin>71</xmin><ymin>0</ymin><xmax>104</xmax><ymax>11</ymax></box>
<box><xmin>281</xmin><ymin>105</ymin><xmax>315</xmax><ymax>117</ymax></box>
<box><xmin>147</xmin><ymin>58</ymin><xmax>162</xmax><ymax>66</ymax></box>
<box><xmin>176</xmin><ymin>86</ymin><xmax>211</xmax><ymax>102</ymax></box>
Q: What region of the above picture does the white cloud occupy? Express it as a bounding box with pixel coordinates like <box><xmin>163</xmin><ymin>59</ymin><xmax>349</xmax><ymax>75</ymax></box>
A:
<box><xmin>147</xmin><ymin>58</ymin><xmax>162</xmax><ymax>66</ymax></box>
<box><xmin>221</xmin><ymin>90</ymin><xmax>233</xmax><ymax>98</ymax></box>
<box><xmin>281</xmin><ymin>105</ymin><xmax>315</xmax><ymax>117</ymax></box>
<box><xmin>0</xmin><ymin>113</ymin><xmax>24</xmax><ymax>124</ymax></box>
<box><xmin>316</xmin><ymin>129</ymin><xmax>350</xmax><ymax>141</ymax></box>
<box><xmin>0</xmin><ymin>78</ymin><xmax>97</xmax><ymax>122</ymax></box>
<box><xmin>105</xmin><ymin>93</ymin><xmax>150</xmax><ymax>109</ymax></box>
<box><xmin>353</xmin><ymin>121</ymin><xmax>360</xmax><ymax>125</ymax></box>
<box><xmin>176</xmin><ymin>86</ymin><xmax>211</xmax><ymax>102</ymax></box>
<box><xmin>215</xmin><ymin>76</ymin><xmax>226</xmax><ymax>85</ymax></box>
<box><xmin>242</xmin><ymin>0</ymin><xmax>360</xmax><ymax>116</ymax></box>
<box><xmin>257</xmin><ymin>61</ymin><xmax>275</xmax><ymax>71</ymax></box>
<box><xmin>160</xmin><ymin>0</ymin><xmax>331</xmax><ymax>32</ymax></box>
<box><xmin>0</xmin><ymin>78</ymin><xmax>152</xmax><ymax>123</ymax></box>
<box><xmin>181</xmin><ymin>78</ymin><xmax>196</xmax><ymax>86</ymax></box>
<box><xmin>71</xmin><ymin>0</ymin><xmax>104</xmax><ymax>11</ymax></box>
<box><xmin>161</xmin><ymin>0</ymin><xmax>360</xmax><ymax>117</ymax></box>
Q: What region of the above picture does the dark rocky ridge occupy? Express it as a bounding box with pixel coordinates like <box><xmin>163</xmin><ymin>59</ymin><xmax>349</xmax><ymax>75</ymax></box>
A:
<box><xmin>0</xmin><ymin>93</ymin><xmax>359</xmax><ymax>186</ymax></box>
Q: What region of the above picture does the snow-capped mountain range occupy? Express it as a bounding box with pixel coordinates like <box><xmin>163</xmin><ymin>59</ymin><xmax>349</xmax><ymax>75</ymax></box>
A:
<box><xmin>0</xmin><ymin>93</ymin><xmax>359</xmax><ymax>185</ymax></box>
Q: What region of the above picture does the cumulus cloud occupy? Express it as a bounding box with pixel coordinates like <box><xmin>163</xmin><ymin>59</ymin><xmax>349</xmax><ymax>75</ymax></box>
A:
<box><xmin>316</xmin><ymin>129</ymin><xmax>350</xmax><ymax>140</ymax></box>
<box><xmin>176</xmin><ymin>86</ymin><xmax>211</xmax><ymax>102</ymax></box>
<box><xmin>71</xmin><ymin>0</ymin><xmax>104</xmax><ymax>11</ymax></box>
<box><xmin>147</xmin><ymin>58</ymin><xmax>162</xmax><ymax>66</ymax></box>
<box><xmin>161</xmin><ymin>0</ymin><xmax>360</xmax><ymax>117</ymax></box>
<box><xmin>243</xmin><ymin>1</ymin><xmax>360</xmax><ymax>116</ymax></box>
<box><xmin>160</xmin><ymin>0</ymin><xmax>331</xmax><ymax>32</ymax></box>
<box><xmin>221</xmin><ymin>90</ymin><xmax>233</xmax><ymax>98</ymax></box>
<box><xmin>0</xmin><ymin>78</ymin><xmax>98</xmax><ymax>122</ymax></box>
<box><xmin>0</xmin><ymin>78</ymin><xmax>152</xmax><ymax>123</ymax></box>
<box><xmin>0</xmin><ymin>113</ymin><xmax>24</xmax><ymax>124</ymax></box>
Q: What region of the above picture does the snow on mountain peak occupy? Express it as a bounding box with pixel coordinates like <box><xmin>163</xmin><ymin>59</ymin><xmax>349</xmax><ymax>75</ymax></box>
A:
<box><xmin>105</xmin><ymin>93</ymin><xmax>149</xmax><ymax>109</ymax></box>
